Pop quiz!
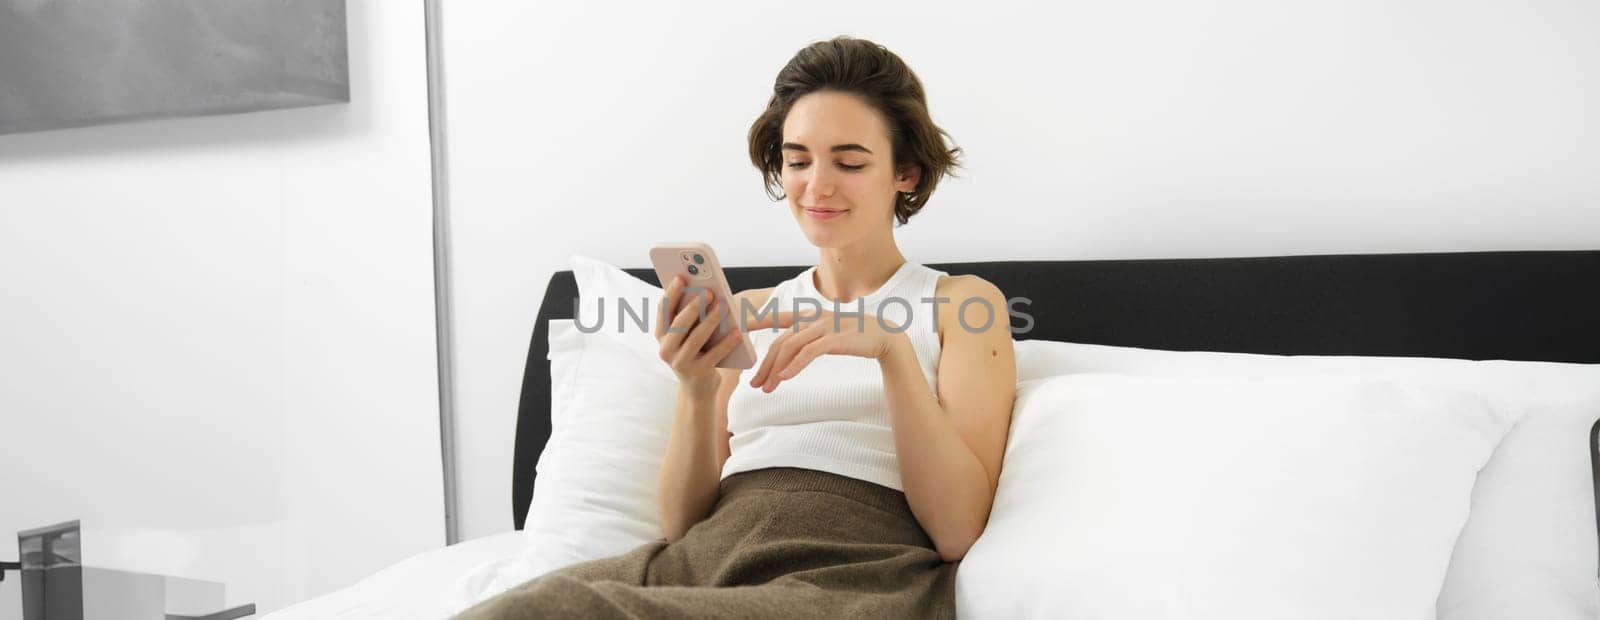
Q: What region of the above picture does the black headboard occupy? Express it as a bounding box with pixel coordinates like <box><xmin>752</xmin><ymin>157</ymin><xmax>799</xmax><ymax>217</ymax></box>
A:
<box><xmin>513</xmin><ymin>249</ymin><xmax>1600</xmax><ymax>530</ymax></box>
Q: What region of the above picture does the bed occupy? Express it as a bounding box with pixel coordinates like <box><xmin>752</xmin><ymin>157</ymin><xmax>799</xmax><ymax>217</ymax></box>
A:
<box><xmin>268</xmin><ymin>249</ymin><xmax>1600</xmax><ymax>619</ymax></box>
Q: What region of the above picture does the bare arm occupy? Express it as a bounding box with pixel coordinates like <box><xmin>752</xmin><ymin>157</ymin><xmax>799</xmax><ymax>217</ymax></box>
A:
<box><xmin>655</xmin><ymin>287</ymin><xmax>768</xmax><ymax>541</ymax></box>
<box><xmin>880</xmin><ymin>276</ymin><xmax>1016</xmax><ymax>561</ymax></box>
<box><xmin>737</xmin><ymin>278</ymin><xmax>1014</xmax><ymax>560</ymax></box>
<box><xmin>656</xmin><ymin>373</ymin><xmax>737</xmax><ymax>541</ymax></box>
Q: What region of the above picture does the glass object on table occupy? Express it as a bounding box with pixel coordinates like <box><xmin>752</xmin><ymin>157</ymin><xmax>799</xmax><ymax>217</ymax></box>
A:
<box><xmin>9</xmin><ymin>521</ymin><xmax>253</xmax><ymax>620</ymax></box>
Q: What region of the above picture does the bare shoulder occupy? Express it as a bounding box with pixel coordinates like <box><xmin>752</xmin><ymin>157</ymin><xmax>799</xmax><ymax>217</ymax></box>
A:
<box><xmin>934</xmin><ymin>274</ymin><xmax>1007</xmax><ymax>327</ymax></box>
<box><xmin>934</xmin><ymin>273</ymin><xmax>1004</xmax><ymax>300</ymax></box>
<box><xmin>731</xmin><ymin>286</ymin><xmax>775</xmax><ymax>308</ymax></box>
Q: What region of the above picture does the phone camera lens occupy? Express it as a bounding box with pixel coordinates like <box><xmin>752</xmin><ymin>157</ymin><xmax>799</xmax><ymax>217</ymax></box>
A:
<box><xmin>692</xmin><ymin>254</ymin><xmax>705</xmax><ymax>265</ymax></box>
<box><xmin>687</xmin><ymin>264</ymin><xmax>700</xmax><ymax>276</ymax></box>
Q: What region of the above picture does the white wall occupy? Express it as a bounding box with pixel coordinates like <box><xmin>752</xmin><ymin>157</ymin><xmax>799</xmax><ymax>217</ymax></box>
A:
<box><xmin>0</xmin><ymin>0</ymin><xmax>443</xmax><ymax>615</ymax></box>
<box><xmin>440</xmin><ymin>0</ymin><xmax>1600</xmax><ymax>540</ymax></box>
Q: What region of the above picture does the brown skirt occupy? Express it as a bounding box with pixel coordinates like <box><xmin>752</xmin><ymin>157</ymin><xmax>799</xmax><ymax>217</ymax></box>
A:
<box><xmin>453</xmin><ymin>467</ymin><xmax>958</xmax><ymax>619</ymax></box>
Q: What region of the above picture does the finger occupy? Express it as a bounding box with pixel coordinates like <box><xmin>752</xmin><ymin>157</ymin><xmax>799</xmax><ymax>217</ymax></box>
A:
<box><xmin>670</xmin><ymin>293</ymin><xmax>719</xmax><ymax>366</ymax></box>
<box><xmin>660</xmin><ymin>289</ymin><xmax>708</xmax><ymax>354</ymax></box>
<box><xmin>763</xmin><ymin>327</ymin><xmax>823</xmax><ymax>392</ymax></box>
<box><xmin>681</xmin><ymin>284</ymin><xmax>712</xmax><ymax>315</ymax></box>
<box><xmin>749</xmin><ymin>330</ymin><xmax>790</xmax><ymax>388</ymax></box>
<box><xmin>656</xmin><ymin>275</ymin><xmax>684</xmax><ymax>339</ymax></box>
<box><xmin>676</xmin><ymin>298</ymin><xmax>723</xmax><ymax>364</ymax></box>
<box><xmin>697</xmin><ymin>321</ymin><xmax>745</xmax><ymax>369</ymax></box>
<box><xmin>671</xmin><ymin>289</ymin><xmax>713</xmax><ymax>333</ymax></box>
<box><xmin>779</xmin><ymin>337</ymin><xmax>831</xmax><ymax>380</ymax></box>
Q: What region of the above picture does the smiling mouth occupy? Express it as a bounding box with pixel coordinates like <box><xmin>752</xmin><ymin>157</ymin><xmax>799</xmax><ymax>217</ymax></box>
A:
<box><xmin>803</xmin><ymin>208</ymin><xmax>848</xmax><ymax>220</ymax></box>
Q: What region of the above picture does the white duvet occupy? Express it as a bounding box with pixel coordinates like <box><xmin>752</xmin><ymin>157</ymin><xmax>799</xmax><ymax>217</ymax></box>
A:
<box><xmin>263</xmin><ymin>531</ymin><xmax>564</xmax><ymax>619</ymax></box>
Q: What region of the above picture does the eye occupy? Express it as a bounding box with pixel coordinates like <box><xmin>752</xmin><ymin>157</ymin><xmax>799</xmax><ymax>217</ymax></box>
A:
<box><xmin>785</xmin><ymin>161</ymin><xmax>864</xmax><ymax>171</ymax></box>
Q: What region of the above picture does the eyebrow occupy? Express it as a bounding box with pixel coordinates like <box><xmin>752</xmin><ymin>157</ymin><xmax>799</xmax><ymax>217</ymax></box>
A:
<box><xmin>781</xmin><ymin>142</ymin><xmax>874</xmax><ymax>155</ymax></box>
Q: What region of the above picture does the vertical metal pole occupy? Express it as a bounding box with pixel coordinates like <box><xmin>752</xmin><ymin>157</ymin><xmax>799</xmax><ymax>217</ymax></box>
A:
<box><xmin>423</xmin><ymin>0</ymin><xmax>461</xmax><ymax>545</ymax></box>
<box><xmin>1591</xmin><ymin>418</ymin><xmax>1599</xmax><ymax>580</ymax></box>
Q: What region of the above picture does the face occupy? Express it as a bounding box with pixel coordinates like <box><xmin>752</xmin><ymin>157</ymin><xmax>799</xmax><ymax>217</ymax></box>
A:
<box><xmin>780</xmin><ymin>91</ymin><xmax>921</xmax><ymax>248</ymax></box>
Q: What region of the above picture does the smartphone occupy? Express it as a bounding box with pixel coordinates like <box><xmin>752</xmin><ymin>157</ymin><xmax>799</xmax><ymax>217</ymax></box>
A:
<box><xmin>649</xmin><ymin>242</ymin><xmax>757</xmax><ymax>370</ymax></box>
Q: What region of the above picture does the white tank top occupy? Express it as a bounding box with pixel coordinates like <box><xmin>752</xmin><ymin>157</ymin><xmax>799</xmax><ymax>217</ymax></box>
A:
<box><xmin>721</xmin><ymin>261</ymin><xmax>948</xmax><ymax>491</ymax></box>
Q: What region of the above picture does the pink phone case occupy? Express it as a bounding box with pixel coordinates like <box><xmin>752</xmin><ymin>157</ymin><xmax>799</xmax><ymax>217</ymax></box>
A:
<box><xmin>649</xmin><ymin>242</ymin><xmax>757</xmax><ymax>370</ymax></box>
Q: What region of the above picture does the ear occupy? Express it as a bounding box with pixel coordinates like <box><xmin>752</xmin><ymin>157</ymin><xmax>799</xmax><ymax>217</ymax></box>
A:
<box><xmin>894</xmin><ymin>164</ymin><xmax>922</xmax><ymax>194</ymax></box>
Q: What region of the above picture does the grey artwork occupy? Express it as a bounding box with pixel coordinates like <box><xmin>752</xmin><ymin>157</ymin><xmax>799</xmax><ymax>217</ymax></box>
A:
<box><xmin>0</xmin><ymin>0</ymin><xmax>349</xmax><ymax>136</ymax></box>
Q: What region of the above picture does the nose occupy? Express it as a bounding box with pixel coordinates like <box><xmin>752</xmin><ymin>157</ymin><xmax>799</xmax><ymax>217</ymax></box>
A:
<box><xmin>802</xmin><ymin>165</ymin><xmax>835</xmax><ymax>201</ymax></box>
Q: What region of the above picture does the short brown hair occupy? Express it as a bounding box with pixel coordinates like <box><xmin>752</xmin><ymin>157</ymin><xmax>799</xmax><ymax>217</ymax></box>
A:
<box><xmin>748</xmin><ymin>36</ymin><xmax>963</xmax><ymax>226</ymax></box>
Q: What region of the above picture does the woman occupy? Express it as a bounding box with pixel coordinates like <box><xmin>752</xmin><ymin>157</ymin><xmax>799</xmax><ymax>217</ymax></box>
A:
<box><xmin>457</xmin><ymin>35</ymin><xmax>1016</xmax><ymax>619</ymax></box>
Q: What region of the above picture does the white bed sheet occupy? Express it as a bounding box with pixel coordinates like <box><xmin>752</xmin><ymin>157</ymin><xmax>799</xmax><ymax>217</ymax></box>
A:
<box><xmin>263</xmin><ymin>531</ymin><xmax>561</xmax><ymax>619</ymax></box>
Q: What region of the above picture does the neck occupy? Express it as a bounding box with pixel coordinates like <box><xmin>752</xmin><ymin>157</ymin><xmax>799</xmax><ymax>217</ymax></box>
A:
<box><xmin>812</xmin><ymin>236</ymin><xmax>907</xmax><ymax>304</ymax></box>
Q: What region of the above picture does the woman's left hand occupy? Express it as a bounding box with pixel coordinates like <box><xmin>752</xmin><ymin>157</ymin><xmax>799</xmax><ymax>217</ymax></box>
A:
<box><xmin>743</xmin><ymin>308</ymin><xmax>909</xmax><ymax>393</ymax></box>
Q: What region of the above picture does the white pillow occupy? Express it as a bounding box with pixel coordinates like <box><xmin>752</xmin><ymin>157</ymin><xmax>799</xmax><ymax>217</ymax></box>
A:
<box><xmin>451</xmin><ymin>317</ymin><xmax>677</xmax><ymax>607</ymax></box>
<box><xmin>520</xmin><ymin>318</ymin><xmax>675</xmax><ymax>571</ymax></box>
<box><xmin>1012</xmin><ymin>340</ymin><xmax>1600</xmax><ymax>620</ymax></box>
<box><xmin>570</xmin><ymin>254</ymin><xmax>665</xmax><ymax>361</ymax></box>
<box><xmin>957</xmin><ymin>373</ymin><xmax>1516</xmax><ymax>620</ymax></box>
<box><xmin>508</xmin><ymin>255</ymin><xmax>680</xmax><ymax>581</ymax></box>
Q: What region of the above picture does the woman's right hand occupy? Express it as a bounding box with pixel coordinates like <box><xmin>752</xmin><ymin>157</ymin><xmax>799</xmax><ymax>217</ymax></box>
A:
<box><xmin>655</xmin><ymin>275</ymin><xmax>745</xmax><ymax>397</ymax></box>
